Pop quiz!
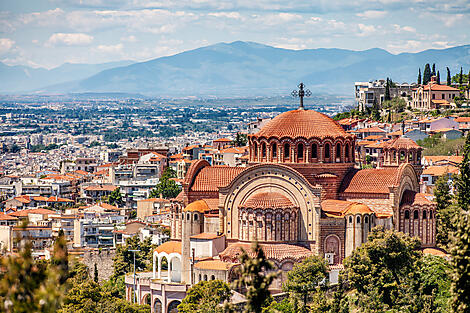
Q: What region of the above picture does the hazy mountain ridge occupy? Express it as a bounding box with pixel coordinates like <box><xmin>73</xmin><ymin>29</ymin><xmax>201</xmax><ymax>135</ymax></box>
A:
<box><xmin>2</xmin><ymin>41</ymin><xmax>470</xmax><ymax>96</ymax></box>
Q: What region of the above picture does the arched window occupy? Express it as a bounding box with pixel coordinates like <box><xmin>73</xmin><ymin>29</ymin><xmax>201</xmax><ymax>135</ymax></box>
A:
<box><xmin>336</xmin><ymin>143</ymin><xmax>341</xmax><ymax>161</ymax></box>
<box><xmin>404</xmin><ymin>210</ymin><xmax>410</xmax><ymax>219</ymax></box>
<box><xmin>311</xmin><ymin>143</ymin><xmax>318</xmax><ymax>159</ymax></box>
<box><xmin>284</xmin><ymin>143</ymin><xmax>290</xmax><ymax>159</ymax></box>
<box><xmin>211</xmin><ymin>275</ymin><xmax>215</xmax><ymax>280</ymax></box>
<box><xmin>198</xmin><ymin>274</ymin><xmax>202</xmax><ymax>281</ymax></box>
<box><xmin>364</xmin><ymin>215</ymin><xmax>369</xmax><ymax>223</ymax></box>
<box><xmin>400</xmin><ymin>151</ymin><xmax>406</xmax><ymax>161</ymax></box>
<box><xmin>261</xmin><ymin>143</ymin><xmax>266</xmax><ymax>158</ymax></box>
<box><xmin>194</xmin><ymin>213</ymin><xmax>198</xmax><ymax>221</ymax></box>
<box><xmin>345</xmin><ymin>143</ymin><xmax>350</xmax><ymax>160</ymax></box>
<box><xmin>423</xmin><ymin>211</ymin><xmax>427</xmax><ymax>219</ymax></box>
<box><xmin>409</xmin><ymin>151</ymin><xmax>413</xmax><ymax>161</ymax></box>
<box><xmin>272</xmin><ymin>143</ymin><xmax>277</xmax><ymax>158</ymax></box>
<box><xmin>187</xmin><ymin>213</ymin><xmax>190</xmax><ymax>220</ymax></box>
<box><xmin>429</xmin><ymin>211</ymin><xmax>433</xmax><ymax>219</ymax></box>
<box><xmin>349</xmin><ymin>216</ymin><xmax>353</xmax><ymax>223</ymax></box>
<box><xmin>254</xmin><ymin>142</ymin><xmax>258</xmax><ymax>157</ymax></box>
<box><xmin>324</xmin><ymin>143</ymin><xmax>331</xmax><ymax>159</ymax></box>
<box><xmin>297</xmin><ymin>143</ymin><xmax>304</xmax><ymax>160</ymax></box>
<box><xmin>356</xmin><ymin>216</ymin><xmax>361</xmax><ymax>224</ymax></box>
<box><xmin>204</xmin><ymin>275</ymin><xmax>208</xmax><ymax>281</ymax></box>
<box><xmin>413</xmin><ymin>210</ymin><xmax>419</xmax><ymax>219</ymax></box>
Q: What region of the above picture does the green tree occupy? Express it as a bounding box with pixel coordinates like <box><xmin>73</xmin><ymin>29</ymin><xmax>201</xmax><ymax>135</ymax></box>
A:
<box><xmin>342</xmin><ymin>227</ymin><xmax>425</xmax><ymax>312</ymax></box>
<box><xmin>459</xmin><ymin>67</ymin><xmax>463</xmax><ymax>85</ymax></box>
<box><xmin>107</xmin><ymin>187</ymin><xmax>123</xmax><ymax>207</ymax></box>
<box><xmin>149</xmin><ymin>167</ymin><xmax>181</xmax><ymax>199</ymax></box>
<box><xmin>0</xmin><ymin>223</ymin><xmax>69</xmax><ymax>313</ymax></box>
<box><xmin>418</xmin><ymin>68</ymin><xmax>422</xmax><ymax>85</ymax></box>
<box><xmin>384</xmin><ymin>78</ymin><xmax>391</xmax><ymax>101</ymax></box>
<box><xmin>432</xmin><ymin>63</ymin><xmax>436</xmax><ymax>76</ymax></box>
<box><xmin>94</xmin><ymin>263</ymin><xmax>99</xmax><ymax>283</ymax></box>
<box><xmin>233</xmin><ymin>242</ymin><xmax>278</xmax><ymax>313</ymax></box>
<box><xmin>437</xmin><ymin>70</ymin><xmax>441</xmax><ymax>84</ymax></box>
<box><xmin>447</xmin><ymin>67</ymin><xmax>451</xmax><ymax>86</ymax></box>
<box><xmin>113</xmin><ymin>235</ymin><xmax>154</xmax><ymax>278</ymax></box>
<box><xmin>282</xmin><ymin>256</ymin><xmax>328</xmax><ymax>312</ymax></box>
<box><xmin>178</xmin><ymin>280</ymin><xmax>231</xmax><ymax>313</ymax></box>
<box><xmin>450</xmin><ymin>211</ymin><xmax>470</xmax><ymax>313</ymax></box>
<box><xmin>456</xmin><ymin>133</ymin><xmax>470</xmax><ymax>212</ymax></box>
<box><xmin>232</xmin><ymin>132</ymin><xmax>248</xmax><ymax>147</ymax></box>
<box><xmin>424</xmin><ymin>63</ymin><xmax>432</xmax><ymax>85</ymax></box>
<box><xmin>434</xmin><ymin>174</ymin><xmax>459</xmax><ymax>249</ymax></box>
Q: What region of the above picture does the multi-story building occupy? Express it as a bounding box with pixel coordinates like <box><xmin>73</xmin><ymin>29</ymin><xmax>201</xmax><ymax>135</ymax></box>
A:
<box><xmin>411</xmin><ymin>76</ymin><xmax>460</xmax><ymax>110</ymax></box>
<box><xmin>355</xmin><ymin>80</ymin><xmax>414</xmax><ymax>111</ymax></box>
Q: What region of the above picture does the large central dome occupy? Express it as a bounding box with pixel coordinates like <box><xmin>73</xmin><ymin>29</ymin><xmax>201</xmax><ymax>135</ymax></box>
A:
<box><xmin>256</xmin><ymin>109</ymin><xmax>349</xmax><ymax>139</ymax></box>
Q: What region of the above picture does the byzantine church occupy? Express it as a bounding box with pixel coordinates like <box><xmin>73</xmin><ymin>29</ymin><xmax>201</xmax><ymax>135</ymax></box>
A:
<box><xmin>153</xmin><ymin>96</ymin><xmax>436</xmax><ymax>290</ymax></box>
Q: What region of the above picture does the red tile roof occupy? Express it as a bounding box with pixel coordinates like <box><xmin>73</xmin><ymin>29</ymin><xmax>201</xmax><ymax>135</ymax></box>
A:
<box><xmin>190</xmin><ymin>232</ymin><xmax>223</xmax><ymax>240</ymax></box>
<box><xmin>322</xmin><ymin>200</ymin><xmax>373</xmax><ymax>217</ymax></box>
<box><xmin>455</xmin><ymin>117</ymin><xmax>470</xmax><ymax>123</ymax></box>
<box><xmin>184</xmin><ymin>200</ymin><xmax>210</xmax><ymax>213</ymax></box>
<box><xmin>254</xmin><ymin>109</ymin><xmax>352</xmax><ymax>139</ymax></box>
<box><xmin>220</xmin><ymin>243</ymin><xmax>314</xmax><ymax>263</ymax></box>
<box><xmin>400</xmin><ymin>190</ymin><xmax>435</xmax><ymax>206</ymax></box>
<box><xmin>190</xmin><ymin>166</ymin><xmax>245</xmax><ymax>192</ymax></box>
<box><xmin>356</xmin><ymin>126</ymin><xmax>386</xmax><ymax>133</ymax></box>
<box><xmin>422</xmin><ymin>165</ymin><xmax>459</xmax><ymax>176</ymax></box>
<box><xmin>241</xmin><ymin>192</ymin><xmax>294</xmax><ymax>209</ymax></box>
<box><xmin>422</xmin><ymin>83</ymin><xmax>459</xmax><ymax>91</ymax></box>
<box><xmin>84</xmin><ymin>185</ymin><xmax>117</xmax><ymax>191</ymax></box>
<box><xmin>155</xmin><ymin>241</ymin><xmax>181</xmax><ymax>255</ymax></box>
<box><xmin>382</xmin><ymin>137</ymin><xmax>421</xmax><ymax>150</ymax></box>
<box><xmin>194</xmin><ymin>259</ymin><xmax>235</xmax><ymax>271</ymax></box>
<box><xmin>341</xmin><ymin>167</ymin><xmax>402</xmax><ymax>194</ymax></box>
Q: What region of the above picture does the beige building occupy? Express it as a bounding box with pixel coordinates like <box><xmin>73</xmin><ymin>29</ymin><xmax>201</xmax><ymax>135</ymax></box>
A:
<box><xmin>412</xmin><ymin>76</ymin><xmax>460</xmax><ymax>110</ymax></box>
<box><xmin>137</xmin><ymin>198</ymin><xmax>171</xmax><ymax>220</ymax></box>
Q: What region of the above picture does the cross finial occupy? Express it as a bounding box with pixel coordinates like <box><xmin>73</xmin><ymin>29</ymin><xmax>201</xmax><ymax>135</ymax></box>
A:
<box><xmin>291</xmin><ymin>82</ymin><xmax>311</xmax><ymax>110</ymax></box>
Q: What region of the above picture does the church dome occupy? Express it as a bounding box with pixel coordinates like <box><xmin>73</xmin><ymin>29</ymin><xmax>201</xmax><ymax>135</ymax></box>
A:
<box><xmin>255</xmin><ymin>109</ymin><xmax>349</xmax><ymax>139</ymax></box>
<box><xmin>241</xmin><ymin>192</ymin><xmax>294</xmax><ymax>209</ymax></box>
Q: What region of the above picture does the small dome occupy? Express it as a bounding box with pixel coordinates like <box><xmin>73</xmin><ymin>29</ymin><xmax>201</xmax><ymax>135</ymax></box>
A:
<box><xmin>254</xmin><ymin>109</ymin><xmax>350</xmax><ymax>139</ymax></box>
<box><xmin>345</xmin><ymin>203</ymin><xmax>373</xmax><ymax>215</ymax></box>
<box><xmin>241</xmin><ymin>192</ymin><xmax>294</xmax><ymax>209</ymax></box>
<box><xmin>155</xmin><ymin>241</ymin><xmax>181</xmax><ymax>254</ymax></box>
<box><xmin>184</xmin><ymin>200</ymin><xmax>210</xmax><ymax>213</ymax></box>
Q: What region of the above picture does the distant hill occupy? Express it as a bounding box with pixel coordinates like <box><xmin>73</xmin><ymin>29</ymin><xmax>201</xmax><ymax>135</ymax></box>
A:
<box><xmin>2</xmin><ymin>41</ymin><xmax>470</xmax><ymax>96</ymax></box>
<box><xmin>0</xmin><ymin>60</ymin><xmax>134</xmax><ymax>93</ymax></box>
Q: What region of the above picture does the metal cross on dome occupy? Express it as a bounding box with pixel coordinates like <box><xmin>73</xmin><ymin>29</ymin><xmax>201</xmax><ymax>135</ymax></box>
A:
<box><xmin>291</xmin><ymin>82</ymin><xmax>311</xmax><ymax>110</ymax></box>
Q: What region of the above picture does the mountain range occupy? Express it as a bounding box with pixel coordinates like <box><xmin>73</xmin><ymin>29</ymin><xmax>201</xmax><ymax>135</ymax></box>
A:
<box><xmin>1</xmin><ymin>41</ymin><xmax>470</xmax><ymax>97</ymax></box>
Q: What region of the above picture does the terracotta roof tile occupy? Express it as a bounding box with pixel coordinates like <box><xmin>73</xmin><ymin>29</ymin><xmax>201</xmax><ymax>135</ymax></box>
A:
<box><xmin>155</xmin><ymin>241</ymin><xmax>181</xmax><ymax>255</ymax></box>
<box><xmin>84</xmin><ymin>185</ymin><xmax>117</xmax><ymax>191</ymax></box>
<box><xmin>241</xmin><ymin>192</ymin><xmax>294</xmax><ymax>209</ymax></box>
<box><xmin>194</xmin><ymin>259</ymin><xmax>235</xmax><ymax>270</ymax></box>
<box><xmin>190</xmin><ymin>232</ymin><xmax>223</xmax><ymax>240</ymax></box>
<box><xmin>254</xmin><ymin>109</ymin><xmax>351</xmax><ymax>139</ymax></box>
<box><xmin>422</xmin><ymin>165</ymin><xmax>459</xmax><ymax>176</ymax></box>
<box><xmin>455</xmin><ymin>117</ymin><xmax>470</xmax><ymax>123</ymax></box>
<box><xmin>322</xmin><ymin>200</ymin><xmax>373</xmax><ymax>217</ymax></box>
<box><xmin>191</xmin><ymin>166</ymin><xmax>245</xmax><ymax>192</ymax></box>
<box><xmin>383</xmin><ymin>137</ymin><xmax>421</xmax><ymax>150</ymax></box>
<box><xmin>184</xmin><ymin>200</ymin><xmax>210</xmax><ymax>213</ymax></box>
<box><xmin>422</xmin><ymin>83</ymin><xmax>459</xmax><ymax>91</ymax></box>
<box><xmin>341</xmin><ymin>168</ymin><xmax>401</xmax><ymax>194</ymax></box>
<box><xmin>220</xmin><ymin>243</ymin><xmax>314</xmax><ymax>263</ymax></box>
<box><xmin>401</xmin><ymin>190</ymin><xmax>435</xmax><ymax>206</ymax></box>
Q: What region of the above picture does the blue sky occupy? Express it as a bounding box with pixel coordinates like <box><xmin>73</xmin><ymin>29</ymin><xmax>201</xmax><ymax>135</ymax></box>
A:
<box><xmin>1</xmin><ymin>0</ymin><xmax>469</xmax><ymax>68</ymax></box>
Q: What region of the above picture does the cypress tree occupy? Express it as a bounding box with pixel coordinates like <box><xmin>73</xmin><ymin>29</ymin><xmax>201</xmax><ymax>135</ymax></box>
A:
<box><xmin>456</xmin><ymin>133</ymin><xmax>470</xmax><ymax>211</ymax></box>
<box><xmin>94</xmin><ymin>263</ymin><xmax>98</xmax><ymax>283</ymax></box>
<box><xmin>437</xmin><ymin>70</ymin><xmax>440</xmax><ymax>84</ymax></box>
<box><xmin>423</xmin><ymin>63</ymin><xmax>431</xmax><ymax>85</ymax></box>
<box><xmin>418</xmin><ymin>68</ymin><xmax>422</xmax><ymax>85</ymax></box>
<box><xmin>385</xmin><ymin>77</ymin><xmax>391</xmax><ymax>101</ymax></box>
<box><xmin>432</xmin><ymin>63</ymin><xmax>436</xmax><ymax>76</ymax></box>
<box><xmin>447</xmin><ymin>67</ymin><xmax>451</xmax><ymax>86</ymax></box>
<box><xmin>434</xmin><ymin>173</ymin><xmax>458</xmax><ymax>248</ymax></box>
<box><xmin>459</xmin><ymin>67</ymin><xmax>463</xmax><ymax>85</ymax></box>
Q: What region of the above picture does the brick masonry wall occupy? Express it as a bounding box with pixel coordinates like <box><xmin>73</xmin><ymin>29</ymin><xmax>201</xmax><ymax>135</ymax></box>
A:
<box><xmin>320</xmin><ymin>218</ymin><xmax>346</xmax><ymax>264</ymax></box>
<box><xmin>82</xmin><ymin>248</ymin><xmax>116</xmax><ymax>282</ymax></box>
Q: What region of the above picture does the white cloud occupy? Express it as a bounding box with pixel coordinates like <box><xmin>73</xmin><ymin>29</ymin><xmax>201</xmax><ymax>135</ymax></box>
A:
<box><xmin>357</xmin><ymin>24</ymin><xmax>377</xmax><ymax>36</ymax></box>
<box><xmin>46</xmin><ymin>33</ymin><xmax>94</xmax><ymax>46</ymax></box>
<box><xmin>357</xmin><ymin>10</ymin><xmax>387</xmax><ymax>18</ymax></box>
<box><xmin>21</xmin><ymin>8</ymin><xmax>65</xmax><ymax>26</ymax></box>
<box><xmin>96</xmin><ymin>43</ymin><xmax>123</xmax><ymax>53</ymax></box>
<box><xmin>121</xmin><ymin>35</ymin><xmax>137</xmax><ymax>42</ymax></box>
<box><xmin>392</xmin><ymin>24</ymin><xmax>416</xmax><ymax>33</ymax></box>
<box><xmin>0</xmin><ymin>38</ymin><xmax>15</xmax><ymax>54</ymax></box>
<box><xmin>207</xmin><ymin>12</ymin><xmax>242</xmax><ymax>19</ymax></box>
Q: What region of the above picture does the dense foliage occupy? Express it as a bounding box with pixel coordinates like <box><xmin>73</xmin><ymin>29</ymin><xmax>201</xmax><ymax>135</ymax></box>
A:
<box><xmin>149</xmin><ymin>167</ymin><xmax>181</xmax><ymax>199</ymax></box>
<box><xmin>178</xmin><ymin>280</ymin><xmax>231</xmax><ymax>313</ymax></box>
<box><xmin>434</xmin><ymin>174</ymin><xmax>459</xmax><ymax>249</ymax></box>
<box><xmin>112</xmin><ymin>235</ymin><xmax>155</xmax><ymax>278</ymax></box>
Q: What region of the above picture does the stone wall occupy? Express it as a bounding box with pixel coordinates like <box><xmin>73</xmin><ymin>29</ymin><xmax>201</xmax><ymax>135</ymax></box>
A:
<box><xmin>82</xmin><ymin>248</ymin><xmax>116</xmax><ymax>282</ymax></box>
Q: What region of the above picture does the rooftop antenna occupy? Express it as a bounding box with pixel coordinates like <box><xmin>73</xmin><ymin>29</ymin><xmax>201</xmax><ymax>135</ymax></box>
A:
<box><xmin>291</xmin><ymin>82</ymin><xmax>311</xmax><ymax>110</ymax></box>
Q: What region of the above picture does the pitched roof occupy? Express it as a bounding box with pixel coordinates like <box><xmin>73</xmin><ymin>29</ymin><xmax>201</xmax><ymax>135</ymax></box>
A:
<box><xmin>194</xmin><ymin>259</ymin><xmax>235</xmax><ymax>271</ymax></box>
<box><xmin>321</xmin><ymin>200</ymin><xmax>373</xmax><ymax>217</ymax></box>
<box><xmin>254</xmin><ymin>109</ymin><xmax>351</xmax><ymax>139</ymax></box>
<box><xmin>422</xmin><ymin>83</ymin><xmax>459</xmax><ymax>91</ymax></box>
<box><xmin>184</xmin><ymin>200</ymin><xmax>210</xmax><ymax>213</ymax></box>
<box><xmin>213</xmin><ymin>138</ymin><xmax>232</xmax><ymax>142</ymax></box>
<box><xmin>0</xmin><ymin>213</ymin><xmax>18</xmax><ymax>221</ymax></box>
<box><xmin>155</xmin><ymin>241</ymin><xmax>181</xmax><ymax>255</ymax></box>
<box><xmin>422</xmin><ymin>165</ymin><xmax>459</xmax><ymax>176</ymax></box>
<box><xmin>241</xmin><ymin>192</ymin><xmax>294</xmax><ymax>209</ymax></box>
<box><xmin>341</xmin><ymin>167</ymin><xmax>402</xmax><ymax>194</ymax></box>
<box><xmin>190</xmin><ymin>232</ymin><xmax>223</xmax><ymax>240</ymax></box>
<box><xmin>356</xmin><ymin>126</ymin><xmax>386</xmax><ymax>133</ymax></box>
<box><xmin>382</xmin><ymin>136</ymin><xmax>421</xmax><ymax>150</ymax></box>
<box><xmin>220</xmin><ymin>243</ymin><xmax>314</xmax><ymax>263</ymax></box>
<box><xmin>190</xmin><ymin>166</ymin><xmax>245</xmax><ymax>192</ymax></box>
<box><xmin>84</xmin><ymin>185</ymin><xmax>117</xmax><ymax>191</ymax></box>
<box><xmin>455</xmin><ymin>117</ymin><xmax>470</xmax><ymax>123</ymax></box>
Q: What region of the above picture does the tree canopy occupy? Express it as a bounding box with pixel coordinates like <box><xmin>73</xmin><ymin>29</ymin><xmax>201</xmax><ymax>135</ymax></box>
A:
<box><xmin>149</xmin><ymin>167</ymin><xmax>181</xmax><ymax>199</ymax></box>
<box><xmin>178</xmin><ymin>280</ymin><xmax>231</xmax><ymax>313</ymax></box>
